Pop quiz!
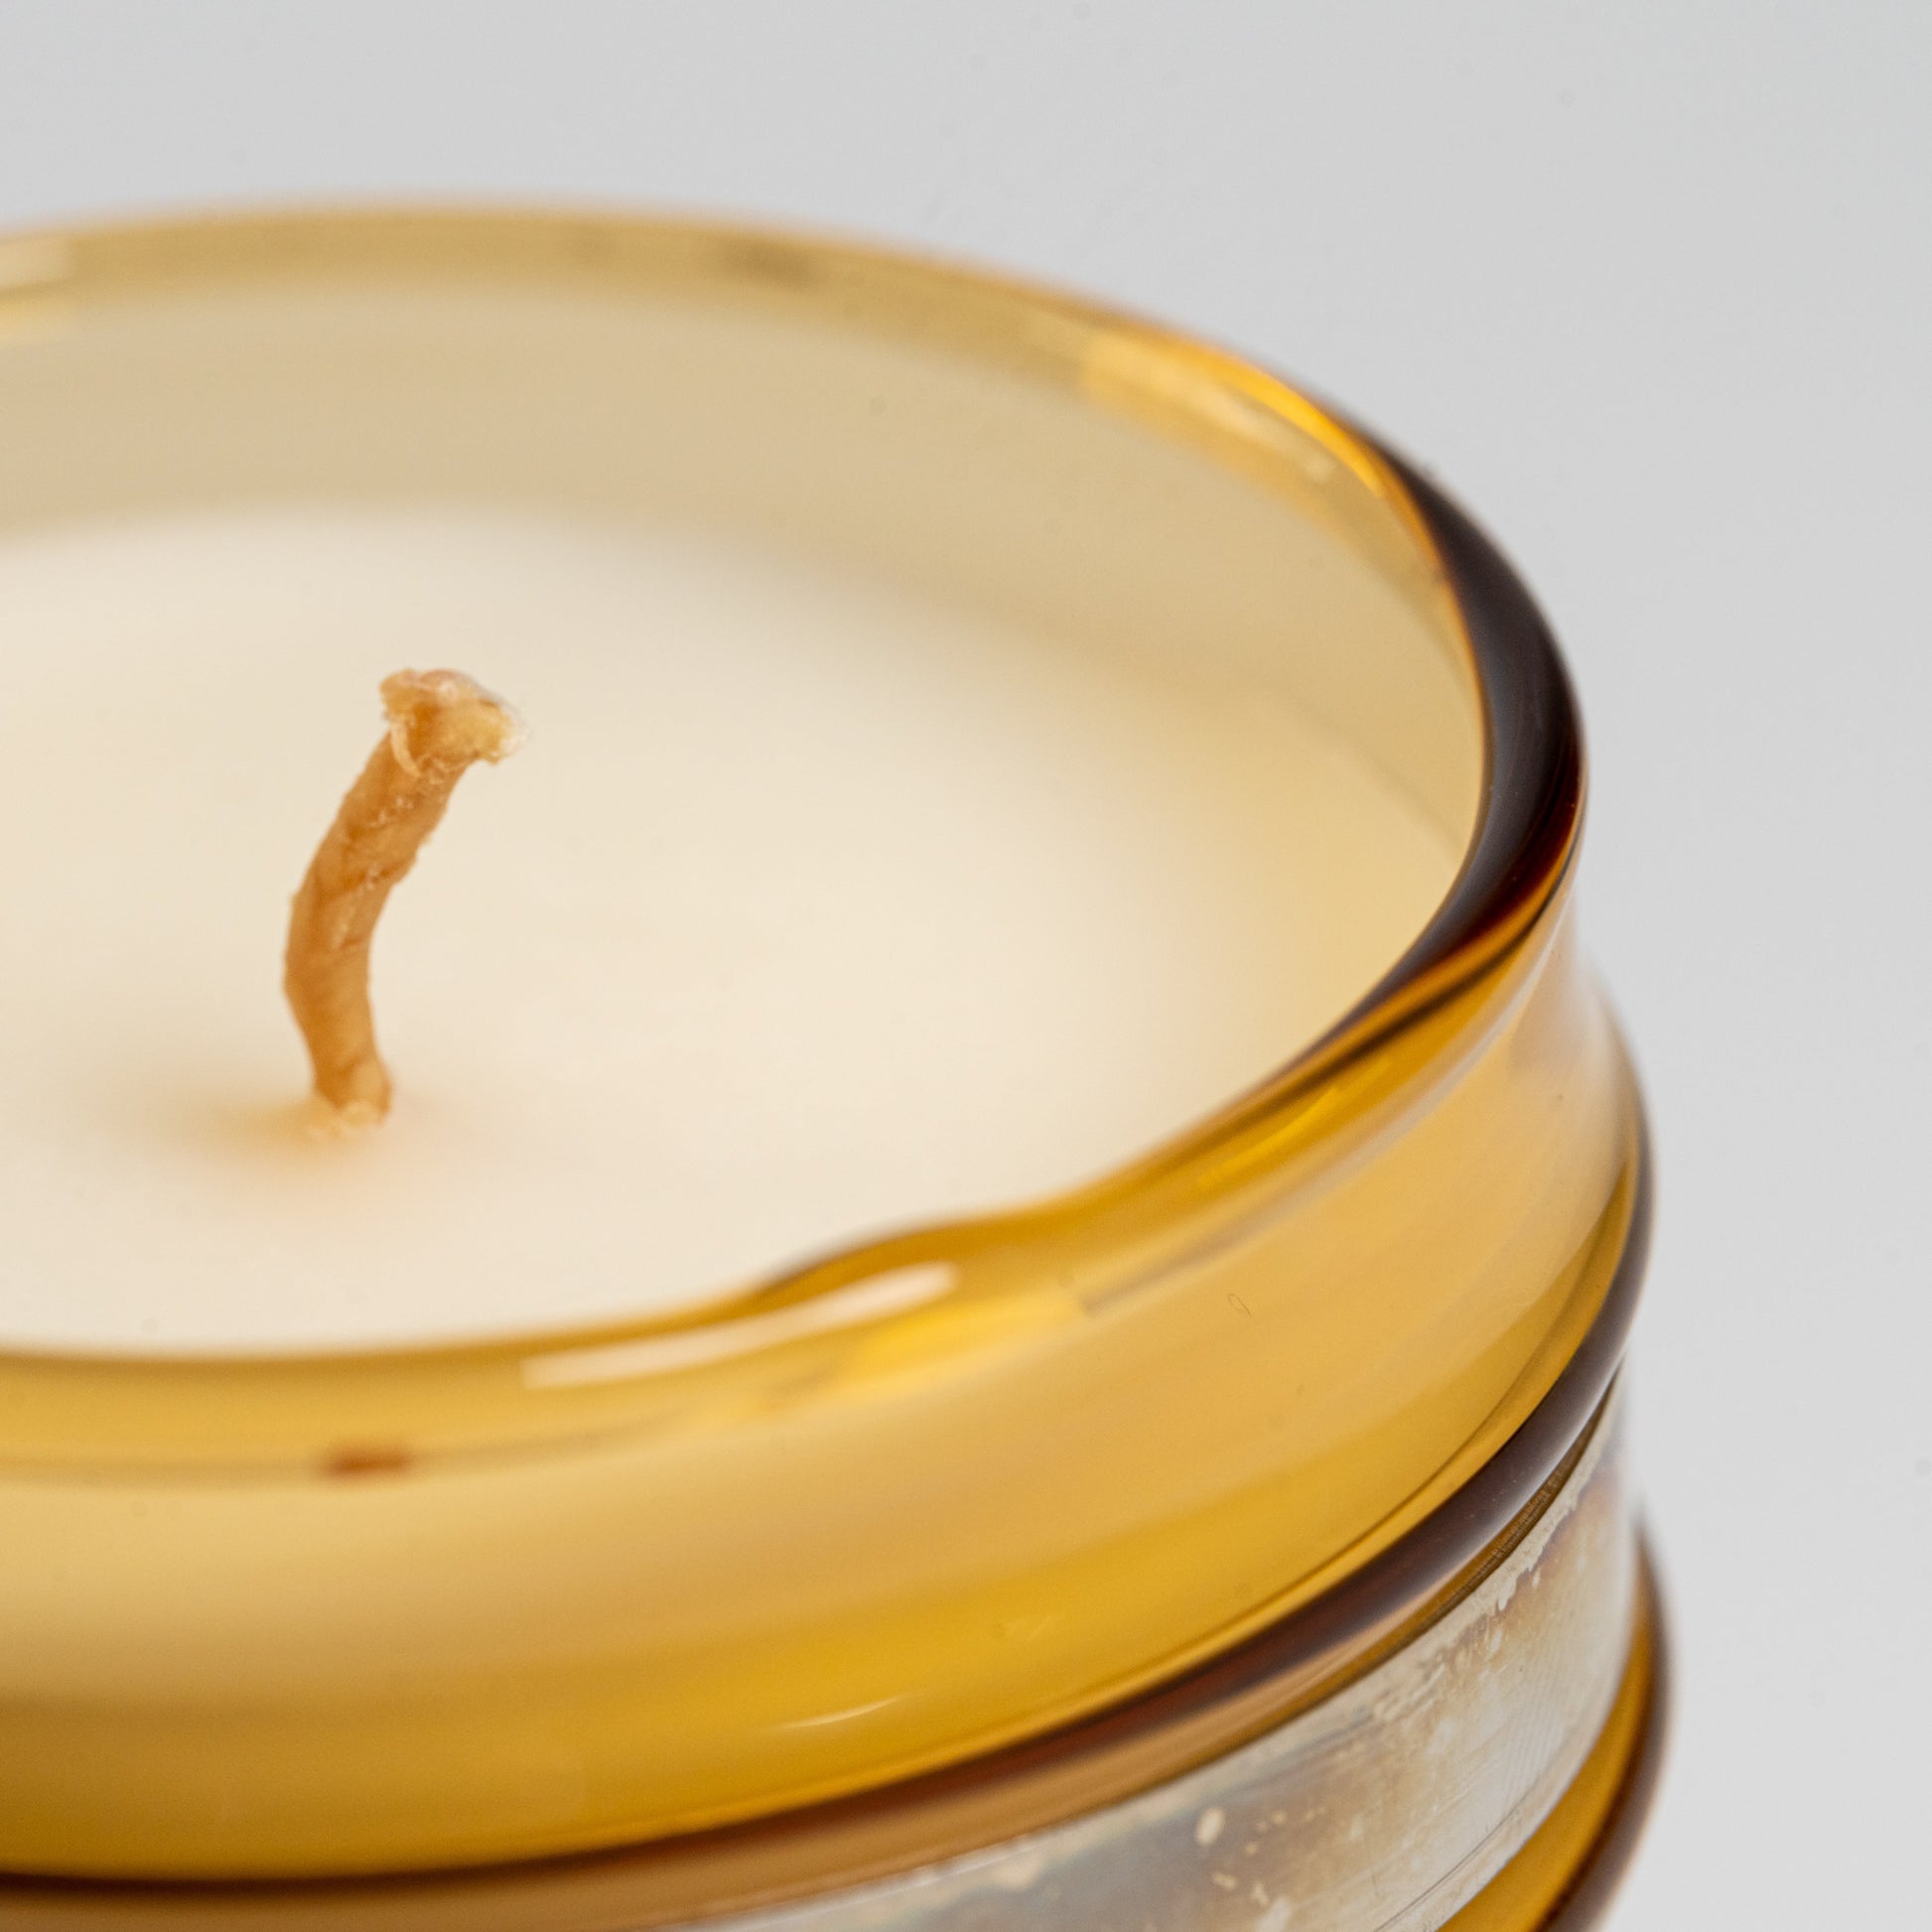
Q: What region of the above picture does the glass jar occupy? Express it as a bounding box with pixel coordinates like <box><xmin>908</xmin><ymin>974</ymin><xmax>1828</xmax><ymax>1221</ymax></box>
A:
<box><xmin>0</xmin><ymin>211</ymin><xmax>1661</xmax><ymax>1929</ymax></box>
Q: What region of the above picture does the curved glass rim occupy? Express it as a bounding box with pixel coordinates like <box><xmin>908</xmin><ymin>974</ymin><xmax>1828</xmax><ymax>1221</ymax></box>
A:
<box><xmin>0</xmin><ymin>206</ymin><xmax>1583</xmax><ymax>1394</ymax></box>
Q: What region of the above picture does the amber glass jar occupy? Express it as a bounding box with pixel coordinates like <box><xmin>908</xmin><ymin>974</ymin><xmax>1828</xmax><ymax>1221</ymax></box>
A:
<box><xmin>0</xmin><ymin>212</ymin><xmax>1660</xmax><ymax>1929</ymax></box>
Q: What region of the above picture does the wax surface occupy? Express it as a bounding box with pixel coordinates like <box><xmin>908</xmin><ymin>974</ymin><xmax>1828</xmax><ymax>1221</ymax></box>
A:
<box><xmin>0</xmin><ymin>508</ymin><xmax>1458</xmax><ymax>1349</ymax></box>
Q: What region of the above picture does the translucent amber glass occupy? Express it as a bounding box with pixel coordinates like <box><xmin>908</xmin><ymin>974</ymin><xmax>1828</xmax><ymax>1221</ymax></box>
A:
<box><xmin>0</xmin><ymin>214</ymin><xmax>1644</xmax><ymax>1882</ymax></box>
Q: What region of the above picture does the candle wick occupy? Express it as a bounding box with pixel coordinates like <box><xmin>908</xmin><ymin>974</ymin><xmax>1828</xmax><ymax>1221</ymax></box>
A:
<box><xmin>285</xmin><ymin>668</ymin><xmax>524</xmax><ymax>1131</ymax></box>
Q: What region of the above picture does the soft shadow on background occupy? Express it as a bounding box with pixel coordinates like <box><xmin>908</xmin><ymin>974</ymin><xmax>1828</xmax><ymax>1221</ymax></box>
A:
<box><xmin>3</xmin><ymin>4</ymin><xmax>1926</xmax><ymax>1925</ymax></box>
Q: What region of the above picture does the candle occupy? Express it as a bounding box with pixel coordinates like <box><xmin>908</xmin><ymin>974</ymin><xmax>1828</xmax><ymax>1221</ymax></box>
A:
<box><xmin>0</xmin><ymin>216</ymin><xmax>1657</xmax><ymax>1921</ymax></box>
<box><xmin>0</xmin><ymin>223</ymin><xmax>1476</xmax><ymax>1352</ymax></box>
<box><xmin>0</xmin><ymin>506</ymin><xmax>1456</xmax><ymax>1351</ymax></box>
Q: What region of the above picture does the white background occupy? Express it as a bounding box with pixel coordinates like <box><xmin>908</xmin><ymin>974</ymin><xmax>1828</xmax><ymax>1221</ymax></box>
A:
<box><xmin>2</xmin><ymin>5</ymin><xmax>1926</xmax><ymax>1924</ymax></box>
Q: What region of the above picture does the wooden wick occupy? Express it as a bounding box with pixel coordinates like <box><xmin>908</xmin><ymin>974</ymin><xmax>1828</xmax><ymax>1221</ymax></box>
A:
<box><xmin>285</xmin><ymin>669</ymin><xmax>523</xmax><ymax>1129</ymax></box>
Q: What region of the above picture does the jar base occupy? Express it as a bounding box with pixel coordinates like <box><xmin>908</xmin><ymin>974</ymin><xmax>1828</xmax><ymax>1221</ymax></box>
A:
<box><xmin>0</xmin><ymin>1552</ymin><xmax>1667</xmax><ymax>1932</ymax></box>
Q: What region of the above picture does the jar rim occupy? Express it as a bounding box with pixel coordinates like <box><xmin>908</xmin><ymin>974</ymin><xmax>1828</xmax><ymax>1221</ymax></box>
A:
<box><xmin>0</xmin><ymin>205</ymin><xmax>1581</xmax><ymax>1400</ymax></box>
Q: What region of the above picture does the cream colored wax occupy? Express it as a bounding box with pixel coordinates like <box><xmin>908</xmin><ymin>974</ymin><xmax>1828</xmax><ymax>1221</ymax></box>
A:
<box><xmin>0</xmin><ymin>253</ymin><xmax>1484</xmax><ymax>1350</ymax></box>
<box><xmin>0</xmin><ymin>507</ymin><xmax>1459</xmax><ymax>1350</ymax></box>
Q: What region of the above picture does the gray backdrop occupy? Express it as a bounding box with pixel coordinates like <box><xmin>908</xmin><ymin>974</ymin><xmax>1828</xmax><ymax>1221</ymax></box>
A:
<box><xmin>4</xmin><ymin>5</ymin><xmax>1927</xmax><ymax>1925</ymax></box>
